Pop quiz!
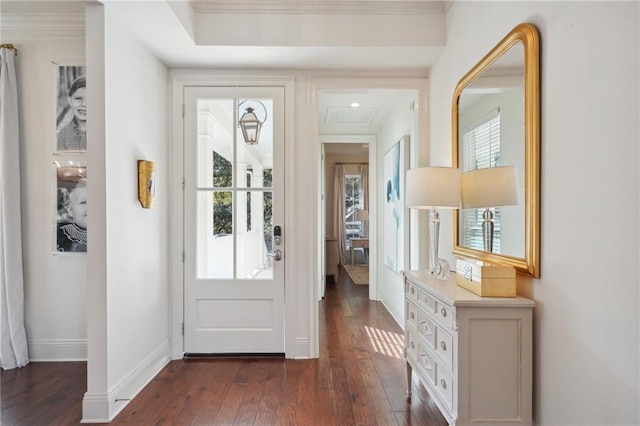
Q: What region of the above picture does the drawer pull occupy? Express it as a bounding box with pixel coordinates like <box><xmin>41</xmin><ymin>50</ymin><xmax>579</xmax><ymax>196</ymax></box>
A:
<box><xmin>411</xmin><ymin>287</ymin><xmax>415</xmax><ymax>294</ymax></box>
<box><xmin>419</xmin><ymin>320</ymin><xmax>426</xmax><ymax>325</ymax></box>
<box><xmin>440</xmin><ymin>308</ymin><xmax>447</xmax><ymax>317</ymax></box>
<box><xmin>421</xmin><ymin>355</ymin><xmax>432</xmax><ymax>369</ymax></box>
<box><xmin>440</xmin><ymin>379</ymin><xmax>447</xmax><ymax>389</ymax></box>
<box><xmin>410</xmin><ymin>312</ymin><xmax>415</xmax><ymax>320</ymax></box>
<box><xmin>440</xmin><ymin>341</ymin><xmax>447</xmax><ymax>351</ymax></box>
<box><xmin>410</xmin><ymin>341</ymin><xmax>415</xmax><ymax>349</ymax></box>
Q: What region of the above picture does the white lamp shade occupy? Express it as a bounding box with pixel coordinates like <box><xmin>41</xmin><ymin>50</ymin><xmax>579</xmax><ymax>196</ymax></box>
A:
<box><xmin>461</xmin><ymin>166</ymin><xmax>518</xmax><ymax>209</ymax></box>
<box><xmin>405</xmin><ymin>167</ymin><xmax>461</xmax><ymax>209</ymax></box>
<box><xmin>356</xmin><ymin>210</ymin><xmax>369</xmax><ymax>221</ymax></box>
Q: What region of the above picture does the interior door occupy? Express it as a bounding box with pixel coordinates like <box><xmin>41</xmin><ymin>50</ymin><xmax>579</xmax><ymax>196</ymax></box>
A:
<box><xmin>183</xmin><ymin>86</ymin><xmax>285</xmax><ymax>354</ymax></box>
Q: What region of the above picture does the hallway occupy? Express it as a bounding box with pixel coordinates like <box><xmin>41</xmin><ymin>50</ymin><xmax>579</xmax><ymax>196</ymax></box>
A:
<box><xmin>1</xmin><ymin>268</ymin><xmax>446</xmax><ymax>425</ymax></box>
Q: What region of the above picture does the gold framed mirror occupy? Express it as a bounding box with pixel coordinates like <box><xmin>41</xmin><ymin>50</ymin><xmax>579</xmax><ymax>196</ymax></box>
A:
<box><xmin>452</xmin><ymin>23</ymin><xmax>540</xmax><ymax>277</ymax></box>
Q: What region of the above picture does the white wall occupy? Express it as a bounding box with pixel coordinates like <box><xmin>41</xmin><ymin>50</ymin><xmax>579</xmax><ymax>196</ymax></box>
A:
<box><xmin>1</xmin><ymin>24</ymin><xmax>87</xmax><ymax>360</ymax></box>
<box><xmin>429</xmin><ymin>2</ymin><xmax>639</xmax><ymax>424</ymax></box>
<box><xmin>377</xmin><ymin>91</ymin><xmax>419</xmax><ymax>324</ymax></box>
<box><xmin>83</xmin><ymin>4</ymin><xmax>171</xmax><ymax>422</ymax></box>
<box><xmin>103</xmin><ymin>4</ymin><xmax>170</xmax><ymax>389</ymax></box>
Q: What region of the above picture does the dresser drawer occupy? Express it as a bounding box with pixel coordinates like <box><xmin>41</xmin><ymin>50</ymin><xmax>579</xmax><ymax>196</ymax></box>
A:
<box><xmin>435</xmin><ymin>326</ymin><xmax>454</xmax><ymax>372</ymax></box>
<box><xmin>417</xmin><ymin>311</ymin><xmax>435</xmax><ymax>347</ymax></box>
<box><xmin>436</xmin><ymin>363</ymin><xmax>454</xmax><ymax>411</ymax></box>
<box><xmin>434</xmin><ymin>299</ymin><xmax>454</xmax><ymax>329</ymax></box>
<box><xmin>406</xmin><ymin>301</ymin><xmax>419</xmax><ymax>330</ymax></box>
<box><xmin>406</xmin><ymin>281</ymin><xmax>419</xmax><ymax>303</ymax></box>
<box><xmin>406</xmin><ymin>329</ymin><xmax>419</xmax><ymax>359</ymax></box>
<box><xmin>416</xmin><ymin>341</ymin><xmax>436</xmax><ymax>385</ymax></box>
<box><xmin>417</xmin><ymin>288</ymin><xmax>436</xmax><ymax>313</ymax></box>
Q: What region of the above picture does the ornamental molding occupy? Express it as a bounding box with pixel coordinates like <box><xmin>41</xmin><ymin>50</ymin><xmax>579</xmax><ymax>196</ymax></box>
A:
<box><xmin>1</xmin><ymin>13</ymin><xmax>85</xmax><ymax>41</ymax></box>
<box><xmin>191</xmin><ymin>0</ymin><xmax>446</xmax><ymax>15</ymax></box>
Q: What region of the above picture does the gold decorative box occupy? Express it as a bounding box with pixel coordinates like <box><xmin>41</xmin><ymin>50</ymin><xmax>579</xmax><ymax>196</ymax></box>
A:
<box><xmin>455</xmin><ymin>258</ymin><xmax>516</xmax><ymax>297</ymax></box>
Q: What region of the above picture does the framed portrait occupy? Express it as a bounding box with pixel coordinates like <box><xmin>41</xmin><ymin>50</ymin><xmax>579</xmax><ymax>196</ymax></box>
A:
<box><xmin>383</xmin><ymin>135</ymin><xmax>409</xmax><ymax>273</ymax></box>
<box><xmin>55</xmin><ymin>65</ymin><xmax>86</xmax><ymax>152</ymax></box>
<box><xmin>54</xmin><ymin>161</ymin><xmax>87</xmax><ymax>254</ymax></box>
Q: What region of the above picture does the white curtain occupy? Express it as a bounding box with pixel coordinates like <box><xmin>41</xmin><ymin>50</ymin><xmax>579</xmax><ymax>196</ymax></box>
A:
<box><xmin>333</xmin><ymin>165</ymin><xmax>346</xmax><ymax>265</ymax></box>
<box><xmin>360</xmin><ymin>164</ymin><xmax>369</xmax><ymax>236</ymax></box>
<box><xmin>0</xmin><ymin>46</ymin><xmax>29</xmax><ymax>369</ymax></box>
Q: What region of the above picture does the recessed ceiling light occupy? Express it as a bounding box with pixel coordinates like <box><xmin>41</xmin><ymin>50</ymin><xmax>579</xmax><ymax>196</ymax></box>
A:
<box><xmin>350</xmin><ymin>101</ymin><xmax>361</xmax><ymax>108</ymax></box>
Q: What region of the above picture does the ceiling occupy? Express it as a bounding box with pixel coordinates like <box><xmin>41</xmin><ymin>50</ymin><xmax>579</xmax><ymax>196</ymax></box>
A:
<box><xmin>3</xmin><ymin>0</ymin><xmax>437</xmax><ymax>133</ymax></box>
<box><xmin>3</xmin><ymin>1</ymin><xmax>446</xmax><ymax>70</ymax></box>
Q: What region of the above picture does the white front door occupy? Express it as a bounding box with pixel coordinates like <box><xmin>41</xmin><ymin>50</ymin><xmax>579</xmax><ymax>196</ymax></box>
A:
<box><xmin>183</xmin><ymin>86</ymin><xmax>285</xmax><ymax>354</ymax></box>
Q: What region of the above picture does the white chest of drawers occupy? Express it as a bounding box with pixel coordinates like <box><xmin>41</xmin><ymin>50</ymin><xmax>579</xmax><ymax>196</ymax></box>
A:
<box><xmin>403</xmin><ymin>270</ymin><xmax>534</xmax><ymax>426</ymax></box>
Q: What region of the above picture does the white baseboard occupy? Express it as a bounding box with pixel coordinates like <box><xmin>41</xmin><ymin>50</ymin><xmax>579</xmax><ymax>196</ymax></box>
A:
<box><xmin>381</xmin><ymin>298</ymin><xmax>403</xmax><ymax>331</ymax></box>
<box><xmin>81</xmin><ymin>340</ymin><xmax>171</xmax><ymax>423</ymax></box>
<box><xmin>28</xmin><ymin>339</ymin><xmax>87</xmax><ymax>361</ymax></box>
<box><xmin>292</xmin><ymin>337</ymin><xmax>311</xmax><ymax>359</ymax></box>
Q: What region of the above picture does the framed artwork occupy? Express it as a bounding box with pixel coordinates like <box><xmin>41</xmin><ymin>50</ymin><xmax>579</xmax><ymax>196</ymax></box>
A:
<box><xmin>383</xmin><ymin>136</ymin><xmax>409</xmax><ymax>273</ymax></box>
<box><xmin>55</xmin><ymin>161</ymin><xmax>87</xmax><ymax>253</ymax></box>
<box><xmin>55</xmin><ymin>65</ymin><xmax>86</xmax><ymax>152</ymax></box>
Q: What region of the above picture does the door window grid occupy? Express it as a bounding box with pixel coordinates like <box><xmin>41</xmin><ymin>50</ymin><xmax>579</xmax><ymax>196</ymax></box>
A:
<box><xmin>196</xmin><ymin>98</ymin><xmax>274</xmax><ymax>279</ymax></box>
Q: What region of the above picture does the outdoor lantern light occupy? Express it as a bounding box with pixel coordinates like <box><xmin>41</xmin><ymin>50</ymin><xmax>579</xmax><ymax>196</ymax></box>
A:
<box><xmin>238</xmin><ymin>101</ymin><xmax>267</xmax><ymax>145</ymax></box>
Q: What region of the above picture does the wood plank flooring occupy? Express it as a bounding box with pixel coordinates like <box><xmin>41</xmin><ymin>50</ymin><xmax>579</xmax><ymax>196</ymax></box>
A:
<box><xmin>1</xmin><ymin>267</ymin><xmax>447</xmax><ymax>425</ymax></box>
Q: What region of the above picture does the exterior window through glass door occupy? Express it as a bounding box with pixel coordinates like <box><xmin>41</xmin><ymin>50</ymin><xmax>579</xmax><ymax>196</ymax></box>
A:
<box><xmin>195</xmin><ymin>98</ymin><xmax>275</xmax><ymax>279</ymax></box>
<box><xmin>344</xmin><ymin>174</ymin><xmax>363</xmax><ymax>250</ymax></box>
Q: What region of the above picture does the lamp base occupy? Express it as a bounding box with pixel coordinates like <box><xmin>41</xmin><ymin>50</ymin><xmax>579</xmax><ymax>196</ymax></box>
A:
<box><xmin>428</xmin><ymin>209</ymin><xmax>440</xmax><ymax>274</ymax></box>
<box><xmin>482</xmin><ymin>208</ymin><xmax>495</xmax><ymax>252</ymax></box>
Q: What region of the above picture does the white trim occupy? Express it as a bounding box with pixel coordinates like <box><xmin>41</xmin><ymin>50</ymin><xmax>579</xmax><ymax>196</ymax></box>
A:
<box><xmin>27</xmin><ymin>339</ymin><xmax>87</xmax><ymax>361</ymax></box>
<box><xmin>81</xmin><ymin>341</ymin><xmax>170</xmax><ymax>423</ymax></box>
<box><xmin>308</xmin><ymin>77</ymin><xmax>429</xmax><ymax>359</ymax></box>
<box><xmin>320</xmin><ymin>135</ymin><xmax>376</xmax><ymax>144</ymax></box>
<box><xmin>381</xmin><ymin>299</ymin><xmax>403</xmax><ymax>331</ymax></box>
<box><xmin>292</xmin><ymin>337</ymin><xmax>311</xmax><ymax>359</ymax></box>
<box><xmin>81</xmin><ymin>392</ymin><xmax>110</xmax><ymax>424</ymax></box>
<box><xmin>1</xmin><ymin>14</ymin><xmax>85</xmax><ymax>41</ymax></box>
<box><xmin>192</xmin><ymin>0</ymin><xmax>445</xmax><ymax>15</ymax></box>
<box><xmin>169</xmin><ymin>71</ymin><xmax>298</xmax><ymax>359</ymax></box>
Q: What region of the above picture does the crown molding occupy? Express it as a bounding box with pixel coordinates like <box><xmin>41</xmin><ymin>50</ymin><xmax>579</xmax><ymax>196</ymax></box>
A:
<box><xmin>444</xmin><ymin>0</ymin><xmax>455</xmax><ymax>14</ymax></box>
<box><xmin>1</xmin><ymin>13</ymin><xmax>85</xmax><ymax>41</ymax></box>
<box><xmin>191</xmin><ymin>0</ymin><xmax>446</xmax><ymax>15</ymax></box>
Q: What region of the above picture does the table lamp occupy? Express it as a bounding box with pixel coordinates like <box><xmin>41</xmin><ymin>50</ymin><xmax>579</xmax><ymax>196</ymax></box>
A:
<box><xmin>461</xmin><ymin>166</ymin><xmax>518</xmax><ymax>252</ymax></box>
<box><xmin>406</xmin><ymin>167</ymin><xmax>461</xmax><ymax>278</ymax></box>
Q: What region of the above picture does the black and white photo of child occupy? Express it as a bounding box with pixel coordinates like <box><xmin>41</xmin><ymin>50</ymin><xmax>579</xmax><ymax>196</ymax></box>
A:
<box><xmin>56</xmin><ymin>165</ymin><xmax>87</xmax><ymax>253</ymax></box>
<box><xmin>56</xmin><ymin>66</ymin><xmax>86</xmax><ymax>151</ymax></box>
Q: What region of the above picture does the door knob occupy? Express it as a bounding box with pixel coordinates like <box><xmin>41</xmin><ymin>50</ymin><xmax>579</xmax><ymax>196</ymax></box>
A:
<box><xmin>268</xmin><ymin>249</ymin><xmax>282</xmax><ymax>261</ymax></box>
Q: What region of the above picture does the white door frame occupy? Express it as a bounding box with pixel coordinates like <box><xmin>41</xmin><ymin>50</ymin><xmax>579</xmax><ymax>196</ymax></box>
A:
<box><xmin>308</xmin><ymin>77</ymin><xmax>429</xmax><ymax>358</ymax></box>
<box><xmin>170</xmin><ymin>72</ymin><xmax>295</xmax><ymax>360</ymax></box>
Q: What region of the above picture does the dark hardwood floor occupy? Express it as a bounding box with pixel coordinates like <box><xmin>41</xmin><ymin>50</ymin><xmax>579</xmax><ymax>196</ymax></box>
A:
<box><xmin>1</xmin><ymin>267</ymin><xmax>447</xmax><ymax>425</ymax></box>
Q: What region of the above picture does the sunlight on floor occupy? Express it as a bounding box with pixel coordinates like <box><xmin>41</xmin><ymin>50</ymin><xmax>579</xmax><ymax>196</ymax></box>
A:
<box><xmin>364</xmin><ymin>325</ymin><xmax>404</xmax><ymax>359</ymax></box>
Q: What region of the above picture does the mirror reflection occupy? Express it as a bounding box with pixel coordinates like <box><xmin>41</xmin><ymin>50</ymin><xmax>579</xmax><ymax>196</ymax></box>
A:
<box><xmin>458</xmin><ymin>43</ymin><xmax>525</xmax><ymax>257</ymax></box>
<box><xmin>452</xmin><ymin>23</ymin><xmax>540</xmax><ymax>277</ymax></box>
